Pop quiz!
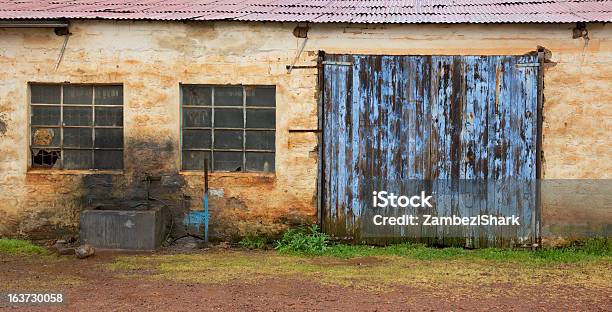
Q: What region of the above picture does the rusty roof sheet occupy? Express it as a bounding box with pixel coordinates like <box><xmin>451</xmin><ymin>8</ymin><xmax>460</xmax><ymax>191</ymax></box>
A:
<box><xmin>0</xmin><ymin>0</ymin><xmax>610</xmax><ymax>23</ymax></box>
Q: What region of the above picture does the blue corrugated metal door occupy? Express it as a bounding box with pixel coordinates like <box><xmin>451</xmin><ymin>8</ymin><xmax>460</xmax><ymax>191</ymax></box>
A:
<box><xmin>321</xmin><ymin>54</ymin><xmax>541</xmax><ymax>247</ymax></box>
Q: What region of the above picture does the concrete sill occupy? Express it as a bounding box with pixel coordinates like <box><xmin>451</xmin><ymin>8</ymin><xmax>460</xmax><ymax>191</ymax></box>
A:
<box><xmin>27</xmin><ymin>169</ymin><xmax>124</xmax><ymax>175</ymax></box>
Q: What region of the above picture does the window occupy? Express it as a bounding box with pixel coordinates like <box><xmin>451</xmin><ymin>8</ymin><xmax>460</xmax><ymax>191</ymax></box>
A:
<box><xmin>181</xmin><ymin>85</ymin><xmax>275</xmax><ymax>172</ymax></box>
<box><xmin>29</xmin><ymin>84</ymin><xmax>124</xmax><ymax>170</ymax></box>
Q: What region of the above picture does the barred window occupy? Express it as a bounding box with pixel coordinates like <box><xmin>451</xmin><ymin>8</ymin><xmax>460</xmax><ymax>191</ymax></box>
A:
<box><xmin>181</xmin><ymin>85</ymin><xmax>275</xmax><ymax>172</ymax></box>
<box><xmin>29</xmin><ymin>84</ymin><xmax>124</xmax><ymax>170</ymax></box>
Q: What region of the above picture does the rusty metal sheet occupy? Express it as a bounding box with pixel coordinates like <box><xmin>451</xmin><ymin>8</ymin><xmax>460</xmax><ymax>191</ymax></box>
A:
<box><xmin>321</xmin><ymin>54</ymin><xmax>540</xmax><ymax>247</ymax></box>
<box><xmin>0</xmin><ymin>0</ymin><xmax>610</xmax><ymax>23</ymax></box>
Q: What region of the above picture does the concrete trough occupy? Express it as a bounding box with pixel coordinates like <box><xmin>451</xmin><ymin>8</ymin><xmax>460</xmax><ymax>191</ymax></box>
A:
<box><xmin>80</xmin><ymin>204</ymin><xmax>170</xmax><ymax>250</ymax></box>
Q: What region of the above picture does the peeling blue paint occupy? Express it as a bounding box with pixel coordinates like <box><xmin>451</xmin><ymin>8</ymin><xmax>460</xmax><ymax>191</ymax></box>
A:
<box><xmin>322</xmin><ymin>54</ymin><xmax>540</xmax><ymax>247</ymax></box>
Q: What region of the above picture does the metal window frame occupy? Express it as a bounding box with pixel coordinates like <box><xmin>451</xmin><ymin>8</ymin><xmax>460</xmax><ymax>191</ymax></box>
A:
<box><xmin>29</xmin><ymin>83</ymin><xmax>124</xmax><ymax>170</ymax></box>
<box><xmin>180</xmin><ymin>84</ymin><xmax>276</xmax><ymax>172</ymax></box>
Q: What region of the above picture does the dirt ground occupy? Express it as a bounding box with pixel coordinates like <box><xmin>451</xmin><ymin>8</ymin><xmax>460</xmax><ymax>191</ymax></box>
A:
<box><xmin>1</xmin><ymin>249</ymin><xmax>610</xmax><ymax>311</ymax></box>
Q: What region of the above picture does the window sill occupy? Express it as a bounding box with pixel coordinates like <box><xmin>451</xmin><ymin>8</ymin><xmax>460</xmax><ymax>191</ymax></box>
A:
<box><xmin>27</xmin><ymin>169</ymin><xmax>124</xmax><ymax>175</ymax></box>
<box><xmin>180</xmin><ymin>171</ymin><xmax>276</xmax><ymax>178</ymax></box>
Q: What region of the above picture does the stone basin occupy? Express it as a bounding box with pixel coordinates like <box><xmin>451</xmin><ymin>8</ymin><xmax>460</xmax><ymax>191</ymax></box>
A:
<box><xmin>79</xmin><ymin>203</ymin><xmax>170</xmax><ymax>250</ymax></box>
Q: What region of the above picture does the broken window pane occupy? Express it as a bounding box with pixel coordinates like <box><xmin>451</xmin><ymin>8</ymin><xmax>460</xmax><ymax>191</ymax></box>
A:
<box><xmin>63</xmin><ymin>106</ymin><xmax>92</xmax><ymax>126</ymax></box>
<box><xmin>31</xmin><ymin>106</ymin><xmax>60</xmax><ymax>126</ymax></box>
<box><xmin>246</xmin><ymin>86</ymin><xmax>275</xmax><ymax>107</ymax></box>
<box><xmin>94</xmin><ymin>85</ymin><xmax>123</xmax><ymax>105</ymax></box>
<box><xmin>245</xmin><ymin>131</ymin><xmax>275</xmax><ymax>150</ymax></box>
<box><xmin>246</xmin><ymin>109</ymin><xmax>275</xmax><ymax>129</ymax></box>
<box><xmin>95</xmin><ymin>107</ymin><xmax>123</xmax><ymax>127</ymax></box>
<box><xmin>31</xmin><ymin>127</ymin><xmax>60</xmax><ymax>147</ymax></box>
<box><xmin>214</xmin><ymin>108</ymin><xmax>243</xmax><ymax>128</ymax></box>
<box><xmin>213</xmin><ymin>152</ymin><xmax>243</xmax><ymax>171</ymax></box>
<box><xmin>246</xmin><ymin>152</ymin><xmax>274</xmax><ymax>172</ymax></box>
<box><xmin>30</xmin><ymin>84</ymin><xmax>124</xmax><ymax>170</ymax></box>
<box><xmin>182</xmin><ymin>85</ymin><xmax>212</xmax><ymax>106</ymax></box>
<box><xmin>183</xmin><ymin>129</ymin><xmax>211</xmax><ymax>149</ymax></box>
<box><xmin>63</xmin><ymin>149</ymin><xmax>92</xmax><ymax>169</ymax></box>
<box><xmin>183</xmin><ymin>107</ymin><xmax>211</xmax><ymax>127</ymax></box>
<box><xmin>94</xmin><ymin>150</ymin><xmax>123</xmax><ymax>170</ymax></box>
<box><xmin>94</xmin><ymin>128</ymin><xmax>123</xmax><ymax>148</ymax></box>
<box><xmin>64</xmin><ymin>128</ymin><xmax>92</xmax><ymax>148</ymax></box>
<box><xmin>182</xmin><ymin>150</ymin><xmax>212</xmax><ymax>171</ymax></box>
<box><xmin>63</xmin><ymin>85</ymin><xmax>93</xmax><ymax>104</ymax></box>
<box><xmin>214</xmin><ymin>86</ymin><xmax>243</xmax><ymax>106</ymax></box>
<box><xmin>31</xmin><ymin>149</ymin><xmax>61</xmax><ymax>168</ymax></box>
<box><xmin>214</xmin><ymin>130</ymin><xmax>243</xmax><ymax>149</ymax></box>
<box><xmin>31</xmin><ymin>84</ymin><xmax>61</xmax><ymax>104</ymax></box>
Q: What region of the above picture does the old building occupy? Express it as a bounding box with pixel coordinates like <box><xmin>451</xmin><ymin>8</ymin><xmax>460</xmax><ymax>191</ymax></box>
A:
<box><xmin>0</xmin><ymin>1</ymin><xmax>610</xmax><ymax>246</ymax></box>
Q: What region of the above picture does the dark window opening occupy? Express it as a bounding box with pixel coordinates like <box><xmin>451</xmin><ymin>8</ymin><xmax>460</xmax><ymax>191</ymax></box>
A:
<box><xmin>31</xmin><ymin>149</ymin><xmax>61</xmax><ymax>168</ymax></box>
<box><xmin>181</xmin><ymin>85</ymin><xmax>275</xmax><ymax>172</ymax></box>
<box><xmin>29</xmin><ymin>83</ymin><xmax>124</xmax><ymax>170</ymax></box>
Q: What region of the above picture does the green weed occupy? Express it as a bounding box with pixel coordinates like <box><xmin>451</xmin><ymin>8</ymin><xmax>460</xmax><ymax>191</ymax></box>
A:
<box><xmin>274</xmin><ymin>225</ymin><xmax>329</xmax><ymax>255</ymax></box>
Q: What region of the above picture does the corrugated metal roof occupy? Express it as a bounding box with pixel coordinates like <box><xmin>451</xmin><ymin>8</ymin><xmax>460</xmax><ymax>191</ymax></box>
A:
<box><xmin>0</xmin><ymin>0</ymin><xmax>610</xmax><ymax>23</ymax></box>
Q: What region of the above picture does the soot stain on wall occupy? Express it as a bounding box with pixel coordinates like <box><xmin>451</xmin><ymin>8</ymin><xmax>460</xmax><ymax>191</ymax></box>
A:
<box><xmin>79</xmin><ymin>138</ymin><xmax>190</xmax><ymax>238</ymax></box>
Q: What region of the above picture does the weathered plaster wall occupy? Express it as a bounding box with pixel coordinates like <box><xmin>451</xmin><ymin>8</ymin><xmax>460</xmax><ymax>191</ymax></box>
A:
<box><xmin>0</xmin><ymin>21</ymin><xmax>609</xmax><ymax>241</ymax></box>
<box><xmin>0</xmin><ymin>21</ymin><xmax>321</xmax><ymax>240</ymax></box>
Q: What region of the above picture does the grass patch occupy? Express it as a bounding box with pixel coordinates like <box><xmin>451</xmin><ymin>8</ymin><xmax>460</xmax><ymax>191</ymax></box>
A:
<box><xmin>108</xmin><ymin>252</ymin><xmax>303</xmax><ymax>284</ymax></box>
<box><xmin>106</xmin><ymin>248</ymin><xmax>611</xmax><ymax>293</ymax></box>
<box><xmin>0</xmin><ymin>274</ymin><xmax>83</xmax><ymax>292</ymax></box>
<box><xmin>321</xmin><ymin>240</ymin><xmax>611</xmax><ymax>263</ymax></box>
<box><xmin>275</xmin><ymin>229</ymin><xmax>611</xmax><ymax>264</ymax></box>
<box><xmin>0</xmin><ymin>238</ymin><xmax>48</xmax><ymax>255</ymax></box>
<box><xmin>239</xmin><ymin>234</ymin><xmax>267</xmax><ymax>250</ymax></box>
